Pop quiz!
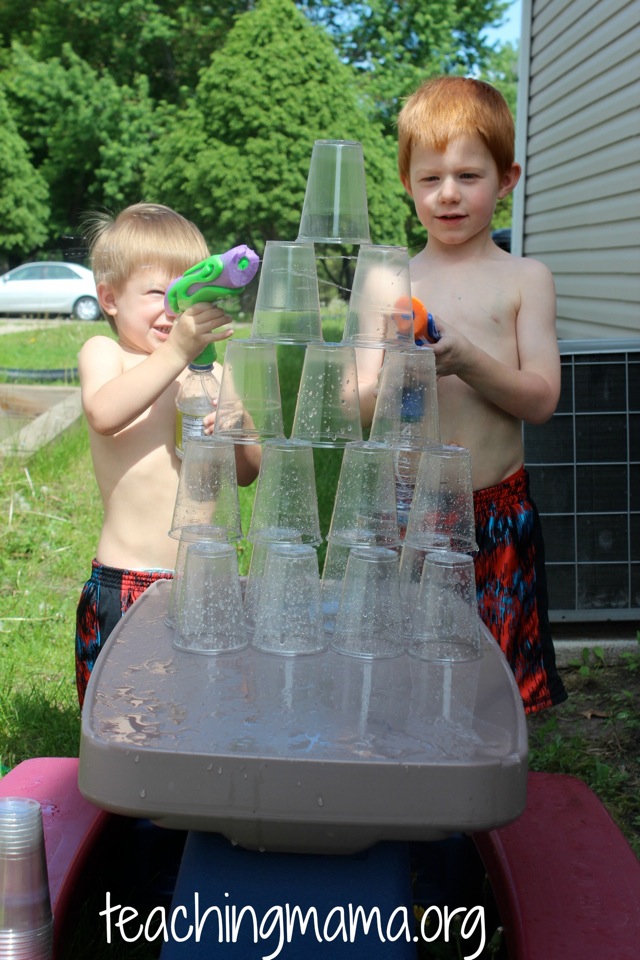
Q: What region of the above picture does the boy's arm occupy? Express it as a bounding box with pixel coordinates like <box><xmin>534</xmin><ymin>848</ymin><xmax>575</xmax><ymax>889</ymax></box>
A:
<box><xmin>432</xmin><ymin>260</ymin><xmax>560</xmax><ymax>425</ymax></box>
<box><xmin>233</xmin><ymin>442</ymin><xmax>262</xmax><ymax>487</ymax></box>
<box><xmin>79</xmin><ymin>304</ymin><xmax>232</xmax><ymax>436</ymax></box>
<box><xmin>355</xmin><ymin>346</ymin><xmax>384</xmax><ymax>429</ymax></box>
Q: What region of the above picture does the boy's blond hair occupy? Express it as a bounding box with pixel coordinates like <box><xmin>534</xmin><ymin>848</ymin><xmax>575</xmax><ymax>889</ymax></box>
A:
<box><xmin>85</xmin><ymin>203</ymin><xmax>209</xmax><ymax>331</ymax></box>
<box><xmin>397</xmin><ymin>76</ymin><xmax>515</xmax><ymax>182</ymax></box>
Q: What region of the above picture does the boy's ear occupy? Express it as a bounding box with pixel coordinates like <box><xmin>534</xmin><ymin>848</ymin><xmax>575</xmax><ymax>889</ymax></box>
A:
<box><xmin>497</xmin><ymin>162</ymin><xmax>521</xmax><ymax>199</ymax></box>
<box><xmin>97</xmin><ymin>281</ymin><xmax>118</xmax><ymax>318</ymax></box>
<box><xmin>400</xmin><ymin>174</ymin><xmax>413</xmax><ymax>197</ymax></box>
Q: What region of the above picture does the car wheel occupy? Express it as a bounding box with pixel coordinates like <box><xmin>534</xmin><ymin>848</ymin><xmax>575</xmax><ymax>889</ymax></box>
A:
<box><xmin>73</xmin><ymin>296</ymin><xmax>101</xmax><ymax>321</ymax></box>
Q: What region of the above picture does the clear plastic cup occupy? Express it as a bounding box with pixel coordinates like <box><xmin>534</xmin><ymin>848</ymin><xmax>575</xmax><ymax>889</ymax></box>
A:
<box><xmin>0</xmin><ymin>797</ymin><xmax>54</xmax><ymax>960</ymax></box>
<box><xmin>319</xmin><ymin>540</ymin><xmax>352</xmax><ymax>637</ymax></box>
<box><xmin>406</xmin><ymin>550</ymin><xmax>481</xmax><ymax>662</ymax></box>
<box><xmin>252</xmin><ymin>544</ymin><xmax>326</xmax><ymax>655</ymax></box>
<box><xmin>398</xmin><ymin>536</ymin><xmax>451</xmax><ymax>640</ymax></box>
<box><xmin>327</xmin><ymin>441</ymin><xmax>399</xmax><ymax>546</ymax></box>
<box><xmin>297</xmin><ymin>140</ymin><xmax>371</xmax><ymax>244</ymax></box>
<box><xmin>168</xmin><ymin>436</ymin><xmax>243</xmax><ymax>542</ymax></box>
<box><xmin>173</xmin><ymin>542</ymin><xmax>247</xmax><ymax>654</ymax></box>
<box><xmin>342</xmin><ymin>245</ymin><xmax>414</xmax><ymax>347</ymax></box>
<box><xmin>331</xmin><ymin>546</ymin><xmax>403</xmax><ymax>658</ymax></box>
<box><xmin>213</xmin><ymin>339</ymin><xmax>285</xmax><ymax>443</ymax></box>
<box><xmin>290</xmin><ymin>343</ymin><xmax>363</xmax><ymax>448</ymax></box>
<box><xmin>404</xmin><ymin>444</ymin><xmax>478</xmax><ymax>554</ymax></box>
<box><xmin>247</xmin><ymin>439</ymin><xmax>321</xmax><ymax>545</ymax></box>
<box><xmin>369</xmin><ymin>345</ymin><xmax>440</xmax><ymax>447</ymax></box>
<box><xmin>251</xmin><ymin>241</ymin><xmax>323</xmax><ymax>344</ymax></box>
<box><xmin>244</xmin><ymin>537</ymin><xmax>302</xmax><ymax>636</ymax></box>
<box><xmin>0</xmin><ymin>928</ymin><xmax>53</xmax><ymax>960</ymax></box>
<box><xmin>166</xmin><ymin>523</ymin><xmax>229</xmax><ymax>629</ymax></box>
<box><xmin>369</xmin><ymin>344</ymin><xmax>441</xmax><ymax>535</ymax></box>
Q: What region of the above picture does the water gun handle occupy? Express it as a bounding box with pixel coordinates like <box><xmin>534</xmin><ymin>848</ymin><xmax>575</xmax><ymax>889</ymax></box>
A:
<box><xmin>164</xmin><ymin>244</ymin><xmax>260</xmax><ymax>318</ymax></box>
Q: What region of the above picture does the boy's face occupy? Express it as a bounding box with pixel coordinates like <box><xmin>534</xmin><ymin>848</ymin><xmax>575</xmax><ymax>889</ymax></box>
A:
<box><xmin>98</xmin><ymin>266</ymin><xmax>175</xmax><ymax>354</ymax></box>
<box><xmin>401</xmin><ymin>135</ymin><xmax>520</xmax><ymax>248</ymax></box>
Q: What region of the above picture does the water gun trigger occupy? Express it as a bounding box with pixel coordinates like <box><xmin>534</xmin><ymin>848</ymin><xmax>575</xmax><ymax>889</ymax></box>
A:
<box><xmin>164</xmin><ymin>244</ymin><xmax>260</xmax><ymax>318</ymax></box>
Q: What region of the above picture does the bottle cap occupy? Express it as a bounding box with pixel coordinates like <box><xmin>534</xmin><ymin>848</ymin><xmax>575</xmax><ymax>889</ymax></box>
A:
<box><xmin>189</xmin><ymin>343</ymin><xmax>217</xmax><ymax>368</ymax></box>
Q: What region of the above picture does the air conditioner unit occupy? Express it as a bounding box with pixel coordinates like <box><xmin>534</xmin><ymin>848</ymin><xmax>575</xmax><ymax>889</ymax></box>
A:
<box><xmin>524</xmin><ymin>340</ymin><xmax>639</xmax><ymax>622</ymax></box>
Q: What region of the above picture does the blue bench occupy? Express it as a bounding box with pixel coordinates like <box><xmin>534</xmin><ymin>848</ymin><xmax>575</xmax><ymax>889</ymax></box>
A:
<box><xmin>160</xmin><ymin>832</ymin><xmax>416</xmax><ymax>958</ymax></box>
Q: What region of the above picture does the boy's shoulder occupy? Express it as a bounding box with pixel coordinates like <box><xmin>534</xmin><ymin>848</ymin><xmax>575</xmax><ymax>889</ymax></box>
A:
<box><xmin>80</xmin><ymin>332</ymin><xmax>120</xmax><ymax>350</ymax></box>
<box><xmin>496</xmin><ymin>250</ymin><xmax>555</xmax><ymax>291</ymax></box>
<box><xmin>78</xmin><ymin>333</ymin><xmax>123</xmax><ymax>369</ymax></box>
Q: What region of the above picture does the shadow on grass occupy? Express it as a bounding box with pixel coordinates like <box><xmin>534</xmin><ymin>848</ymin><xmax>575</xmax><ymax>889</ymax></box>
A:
<box><xmin>0</xmin><ymin>677</ymin><xmax>81</xmax><ymax>771</ymax></box>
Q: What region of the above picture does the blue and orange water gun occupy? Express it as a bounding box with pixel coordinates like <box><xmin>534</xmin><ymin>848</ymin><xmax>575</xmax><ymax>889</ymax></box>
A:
<box><xmin>394</xmin><ymin>295</ymin><xmax>441</xmax><ymax>344</ymax></box>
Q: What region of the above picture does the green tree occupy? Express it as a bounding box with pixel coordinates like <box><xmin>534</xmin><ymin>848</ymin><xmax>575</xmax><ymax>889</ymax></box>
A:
<box><xmin>145</xmin><ymin>0</ymin><xmax>407</xmax><ymax>276</ymax></box>
<box><xmin>3</xmin><ymin>43</ymin><xmax>158</xmax><ymax>233</ymax></box>
<box><xmin>0</xmin><ymin>0</ymin><xmax>257</xmax><ymax>103</ymax></box>
<box><xmin>300</xmin><ymin>0</ymin><xmax>509</xmax><ymax>130</ymax></box>
<box><xmin>0</xmin><ymin>87</ymin><xmax>49</xmax><ymax>264</ymax></box>
<box><xmin>0</xmin><ymin>0</ymin><xmax>517</xmax><ymax>259</ymax></box>
<box><xmin>479</xmin><ymin>41</ymin><xmax>519</xmax><ymax>230</ymax></box>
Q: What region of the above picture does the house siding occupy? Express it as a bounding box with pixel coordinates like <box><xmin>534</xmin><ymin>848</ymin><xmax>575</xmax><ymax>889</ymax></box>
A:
<box><xmin>514</xmin><ymin>0</ymin><xmax>640</xmax><ymax>339</ymax></box>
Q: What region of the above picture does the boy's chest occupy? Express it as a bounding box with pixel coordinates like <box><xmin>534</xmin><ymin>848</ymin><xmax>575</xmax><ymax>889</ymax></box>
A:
<box><xmin>415</xmin><ymin>266</ymin><xmax>518</xmax><ymax>341</ymax></box>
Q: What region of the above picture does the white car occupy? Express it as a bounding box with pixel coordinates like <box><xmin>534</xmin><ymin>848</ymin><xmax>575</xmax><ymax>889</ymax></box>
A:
<box><xmin>0</xmin><ymin>261</ymin><xmax>101</xmax><ymax>321</ymax></box>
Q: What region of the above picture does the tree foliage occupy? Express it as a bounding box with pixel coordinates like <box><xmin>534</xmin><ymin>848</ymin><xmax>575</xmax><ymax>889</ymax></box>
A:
<box><xmin>0</xmin><ymin>87</ymin><xmax>49</xmax><ymax>263</ymax></box>
<box><xmin>0</xmin><ymin>0</ymin><xmax>517</xmax><ymax>259</ymax></box>
<box><xmin>0</xmin><ymin>0</ymin><xmax>257</xmax><ymax>102</ymax></box>
<box><xmin>145</xmin><ymin>0</ymin><xmax>407</xmax><ymax>257</ymax></box>
<box><xmin>300</xmin><ymin>0</ymin><xmax>509</xmax><ymax>130</ymax></box>
<box><xmin>3</xmin><ymin>42</ymin><xmax>158</xmax><ymax>231</ymax></box>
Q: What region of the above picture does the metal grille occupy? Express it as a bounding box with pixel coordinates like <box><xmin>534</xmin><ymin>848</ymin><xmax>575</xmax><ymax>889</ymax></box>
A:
<box><xmin>524</xmin><ymin>340</ymin><xmax>640</xmax><ymax>621</ymax></box>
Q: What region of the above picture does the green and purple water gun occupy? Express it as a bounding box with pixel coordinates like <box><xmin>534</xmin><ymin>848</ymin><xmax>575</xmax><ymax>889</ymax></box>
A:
<box><xmin>165</xmin><ymin>244</ymin><xmax>260</xmax><ymax>317</ymax></box>
<box><xmin>165</xmin><ymin>244</ymin><xmax>260</xmax><ymax>363</ymax></box>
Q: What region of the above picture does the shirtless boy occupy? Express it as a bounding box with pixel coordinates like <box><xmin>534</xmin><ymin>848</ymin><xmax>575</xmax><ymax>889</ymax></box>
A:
<box><xmin>75</xmin><ymin>203</ymin><xmax>261</xmax><ymax>707</ymax></box>
<box><xmin>397</xmin><ymin>76</ymin><xmax>567</xmax><ymax>713</ymax></box>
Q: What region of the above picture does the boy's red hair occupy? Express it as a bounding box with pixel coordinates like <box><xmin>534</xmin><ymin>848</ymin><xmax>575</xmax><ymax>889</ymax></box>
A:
<box><xmin>397</xmin><ymin>76</ymin><xmax>515</xmax><ymax>181</ymax></box>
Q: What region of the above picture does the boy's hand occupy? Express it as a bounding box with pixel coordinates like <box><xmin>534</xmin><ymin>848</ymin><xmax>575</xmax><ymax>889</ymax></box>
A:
<box><xmin>167</xmin><ymin>301</ymin><xmax>233</xmax><ymax>365</ymax></box>
<box><xmin>203</xmin><ymin>403</ymin><xmax>257</xmax><ymax>436</ymax></box>
<box><xmin>430</xmin><ymin>317</ymin><xmax>475</xmax><ymax>378</ymax></box>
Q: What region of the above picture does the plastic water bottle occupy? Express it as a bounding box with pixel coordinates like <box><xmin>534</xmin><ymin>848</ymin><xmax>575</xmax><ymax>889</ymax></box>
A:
<box><xmin>175</xmin><ymin>344</ymin><xmax>219</xmax><ymax>459</ymax></box>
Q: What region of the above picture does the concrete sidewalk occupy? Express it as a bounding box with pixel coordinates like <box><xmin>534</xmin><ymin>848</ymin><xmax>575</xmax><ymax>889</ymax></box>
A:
<box><xmin>552</xmin><ymin>622</ymin><xmax>639</xmax><ymax>663</ymax></box>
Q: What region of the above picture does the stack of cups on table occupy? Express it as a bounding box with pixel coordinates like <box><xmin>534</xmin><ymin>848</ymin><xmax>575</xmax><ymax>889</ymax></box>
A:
<box><xmin>244</xmin><ymin>437</ymin><xmax>326</xmax><ymax>655</ymax></box>
<box><xmin>400</xmin><ymin>443</ymin><xmax>481</xmax><ymax>661</ymax></box>
<box><xmin>322</xmin><ymin>440</ymin><xmax>404</xmax><ymax>658</ymax></box>
<box><xmin>0</xmin><ymin>797</ymin><xmax>54</xmax><ymax>960</ymax></box>
<box><xmin>164</xmin><ymin>138</ymin><xmax>482</xmax><ymax>664</ymax></box>
<box><xmin>166</xmin><ymin>435</ymin><xmax>249</xmax><ymax>654</ymax></box>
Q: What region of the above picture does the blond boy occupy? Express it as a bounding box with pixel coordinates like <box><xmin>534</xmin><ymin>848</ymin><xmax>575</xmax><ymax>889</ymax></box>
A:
<box><xmin>398</xmin><ymin>77</ymin><xmax>566</xmax><ymax>713</ymax></box>
<box><xmin>75</xmin><ymin>203</ymin><xmax>260</xmax><ymax>706</ymax></box>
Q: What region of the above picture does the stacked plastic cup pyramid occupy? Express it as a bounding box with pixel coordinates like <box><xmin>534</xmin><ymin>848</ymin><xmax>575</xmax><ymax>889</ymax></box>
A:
<box><xmin>168</xmin><ymin>138</ymin><xmax>481</xmax><ymax>663</ymax></box>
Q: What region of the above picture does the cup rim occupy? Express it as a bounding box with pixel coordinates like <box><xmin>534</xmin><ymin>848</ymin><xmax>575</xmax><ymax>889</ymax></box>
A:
<box><xmin>313</xmin><ymin>139</ymin><xmax>362</xmax><ymax>148</ymax></box>
<box><xmin>423</xmin><ymin>549</ymin><xmax>475</xmax><ymax>569</ymax></box>
<box><xmin>187</xmin><ymin>541</ymin><xmax>236</xmax><ymax>559</ymax></box>
<box><xmin>349</xmin><ymin>546</ymin><xmax>398</xmax><ymax>562</ymax></box>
